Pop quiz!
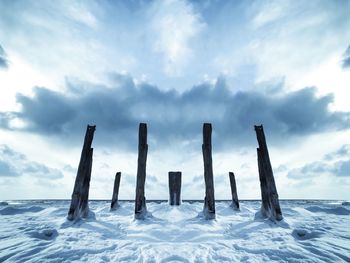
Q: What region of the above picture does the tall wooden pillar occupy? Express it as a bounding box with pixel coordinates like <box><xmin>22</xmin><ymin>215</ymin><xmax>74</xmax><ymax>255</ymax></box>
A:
<box><xmin>202</xmin><ymin>123</ymin><xmax>215</xmax><ymax>219</ymax></box>
<box><xmin>169</xmin><ymin>171</ymin><xmax>181</xmax><ymax>205</ymax></box>
<box><xmin>111</xmin><ymin>172</ymin><xmax>121</xmax><ymax>210</ymax></box>
<box><xmin>229</xmin><ymin>172</ymin><xmax>239</xmax><ymax>210</ymax></box>
<box><xmin>255</xmin><ymin>125</ymin><xmax>283</xmax><ymax>221</ymax></box>
<box><xmin>68</xmin><ymin>125</ymin><xmax>95</xmax><ymax>221</ymax></box>
<box><xmin>134</xmin><ymin>123</ymin><xmax>148</xmax><ymax>219</ymax></box>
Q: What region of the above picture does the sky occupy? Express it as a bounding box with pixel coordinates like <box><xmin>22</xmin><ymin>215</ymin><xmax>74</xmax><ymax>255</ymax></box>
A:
<box><xmin>0</xmin><ymin>0</ymin><xmax>350</xmax><ymax>200</ymax></box>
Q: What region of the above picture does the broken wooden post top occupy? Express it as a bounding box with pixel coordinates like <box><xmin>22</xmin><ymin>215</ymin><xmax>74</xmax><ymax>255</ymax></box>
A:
<box><xmin>85</xmin><ymin>125</ymin><xmax>96</xmax><ymax>138</ymax></box>
<box><xmin>254</xmin><ymin>124</ymin><xmax>270</xmax><ymax>152</ymax></box>
<box><xmin>139</xmin><ymin>123</ymin><xmax>147</xmax><ymax>147</ymax></box>
<box><xmin>82</xmin><ymin>125</ymin><xmax>96</xmax><ymax>150</ymax></box>
<box><xmin>204</xmin><ymin>122</ymin><xmax>212</xmax><ymax>128</ymax></box>
<box><xmin>203</xmin><ymin>123</ymin><xmax>212</xmax><ymax>146</ymax></box>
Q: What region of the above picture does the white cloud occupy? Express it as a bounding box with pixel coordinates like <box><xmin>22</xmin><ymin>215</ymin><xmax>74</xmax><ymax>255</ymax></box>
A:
<box><xmin>150</xmin><ymin>0</ymin><xmax>205</xmax><ymax>76</ymax></box>
<box><xmin>249</xmin><ymin>0</ymin><xmax>350</xmax><ymax>93</ymax></box>
<box><xmin>0</xmin><ymin>53</ymin><xmax>55</xmax><ymax>112</ymax></box>
<box><xmin>296</xmin><ymin>55</ymin><xmax>350</xmax><ymax>111</ymax></box>
<box><xmin>252</xmin><ymin>0</ymin><xmax>288</xmax><ymax>28</ymax></box>
<box><xmin>66</xmin><ymin>2</ymin><xmax>98</xmax><ymax>28</ymax></box>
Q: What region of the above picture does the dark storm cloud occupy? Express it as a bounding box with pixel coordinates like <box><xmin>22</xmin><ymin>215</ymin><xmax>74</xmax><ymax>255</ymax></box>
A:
<box><xmin>1</xmin><ymin>74</ymin><xmax>350</xmax><ymax>151</ymax></box>
<box><xmin>342</xmin><ymin>45</ymin><xmax>350</xmax><ymax>69</ymax></box>
<box><xmin>0</xmin><ymin>44</ymin><xmax>9</xmax><ymax>69</ymax></box>
<box><xmin>288</xmin><ymin>159</ymin><xmax>350</xmax><ymax>178</ymax></box>
<box><xmin>343</xmin><ymin>57</ymin><xmax>350</xmax><ymax>69</ymax></box>
<box><xmin>0</xmin><ymin>159</ymin><xmax>18</xmax><ymax>177</ymax></box>
<box><xmin>0</xmin><ymin>145</ymin><xmax>63</xmax><ymax>179</ymax></box>
<box><xmin>324</xmin><ymin>144</ymin><xmax>350</xmax><ymax>160</ymax></box>
<box><xmin>287</xmin><ymin>145</ymin><xmax>350</xmax><ymax>179</ymax></box>
<box><xmin>0</xmin><ymin>112</ymin><xmax>14</xmax><ymax>129</ymax></box>
<box><xmin>335</xmin><ymin>160</ymin><xmax>350</xmax><ymax>177</ymax></box>
<box><xmin>287</xmin><ymin>162</ymin><xmax>329</xmax><ymax>179</ymax></box>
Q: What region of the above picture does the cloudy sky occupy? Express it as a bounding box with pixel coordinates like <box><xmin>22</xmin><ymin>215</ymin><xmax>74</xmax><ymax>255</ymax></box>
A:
<box><xmin>0</xmin><ymin>0</ymin><xmax>350</xmax><ymax>200</ymax></box>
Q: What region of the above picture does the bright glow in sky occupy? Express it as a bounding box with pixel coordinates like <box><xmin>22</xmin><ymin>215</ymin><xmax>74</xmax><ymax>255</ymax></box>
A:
<box><xmin>0</xmin><ymin>0</ymin><xmax>350</xmax><ymax>200</ymax></box>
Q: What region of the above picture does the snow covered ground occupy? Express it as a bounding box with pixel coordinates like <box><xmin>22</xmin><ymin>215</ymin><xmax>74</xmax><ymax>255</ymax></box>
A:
<box><xmin>0</xmin><ymin>200</ymin><xmax>350</xmax><ymax>262</ymax></box>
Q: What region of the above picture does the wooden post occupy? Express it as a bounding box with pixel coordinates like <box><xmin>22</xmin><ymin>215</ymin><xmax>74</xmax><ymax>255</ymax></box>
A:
<box><xmin>168</xmin><ymin>171</ymin><xmax>181</xmax><ymax>205</ymax></box>
<box><xmin>68</xmin><ymin>125</ymin><xmax>95</xmax><ymax>221</ymax></box>
<box><xmin>111</xmin><ymin>172</ymin><xmax>121</xmax><ymax>210</ymax></box>
<box><xmin>134</xmin><ymin>123</ymin><xmax>148</xmax><ymax>219</ymax></box>
<box><xmin>202</xmin><ymin>123</ymin><xmax>215</xmax><ymax>219</ymax></box>
<box><xmin>229</xmin><ymin>172</ymin><xmax>239</xmax><ymax>210</ymax></box>
<box><xmin>255</xmin><ymin>125</ymin><xmax>283</xmax><ymax>221</ymax></box>
<box><xmin>79</xmin><ymin>148</ymin><xmax>93</xmax><ymax>218</ymax></box>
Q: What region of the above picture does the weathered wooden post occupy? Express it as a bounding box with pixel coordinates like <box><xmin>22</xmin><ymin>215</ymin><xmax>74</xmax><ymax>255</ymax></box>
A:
<box><xmin>202</xmin><ymin>123</ymin><xmax>215</xmax><ymax>219</ymax></box>
<box><xmin>111</xmin><ymin>172</ymin><xmax>121</xmax><ymax>210</ymax></box>
<box><xmin>168</xmin><ymin>171</ymin><xmax>181</xmax><ymax>205</ymax></box>
<box><xmin>255</xmin><ymin>125</ymin><xmax>283</xmax><ymax>221</ymax></box>
<box><xmin>134</xmin><ymin>123</ymin><xmax>148</xmax><ymax>219</ymax></box>
<box><xmin>229</xmin><ymin>172</ymin><xmax>239</xmax><ymax>210</ymax></box>
<box><xmin>67</xmin><ymin>125</ymin><xmax>95</xmax><ymax>221</ymax></box>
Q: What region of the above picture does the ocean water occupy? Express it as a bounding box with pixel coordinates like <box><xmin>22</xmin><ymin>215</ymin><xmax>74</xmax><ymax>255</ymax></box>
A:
<box><xmin>0</xmin><ymin>200</ymin><xmax>350</xmax><ymax>262</ymax></box>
